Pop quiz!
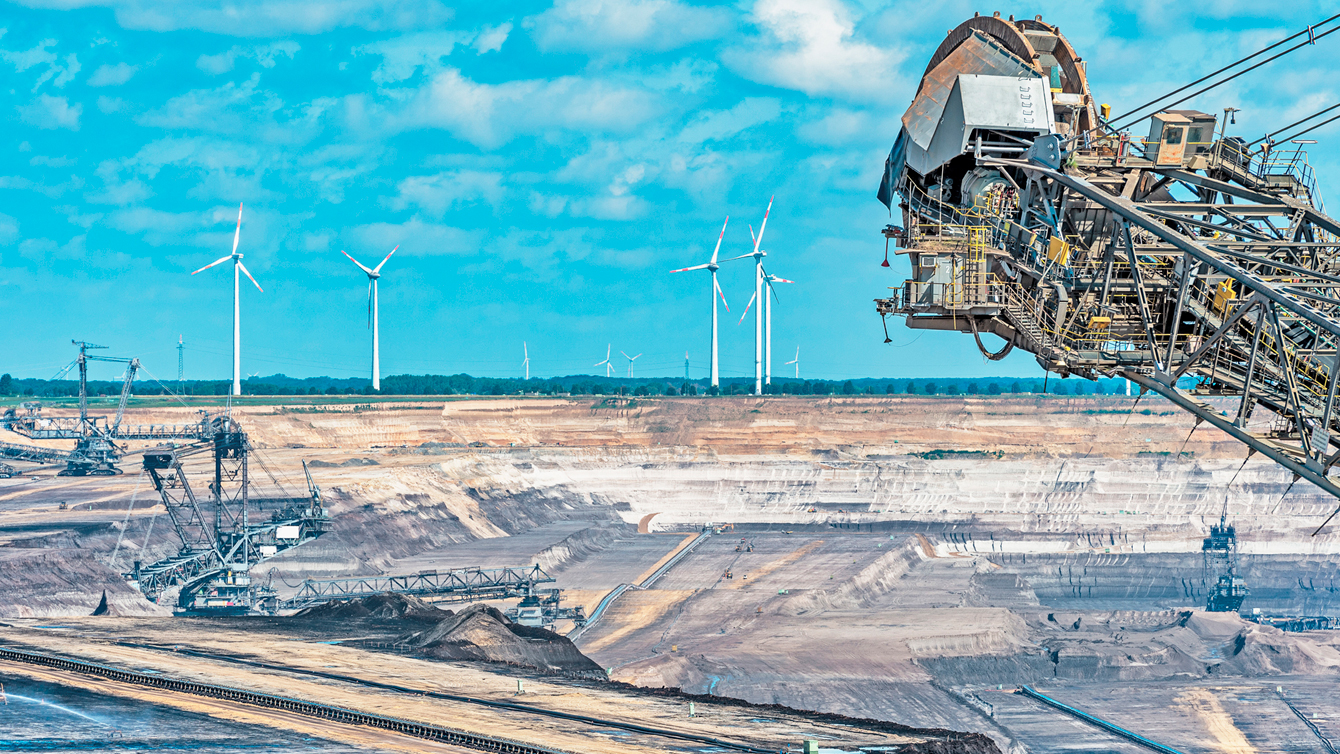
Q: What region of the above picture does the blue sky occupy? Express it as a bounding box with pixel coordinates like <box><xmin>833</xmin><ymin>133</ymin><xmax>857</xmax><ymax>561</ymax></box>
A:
<box><xmin>2</xmin><ymin>0</ymin><xmax>1338</xmax><ymax>383</ymax></box>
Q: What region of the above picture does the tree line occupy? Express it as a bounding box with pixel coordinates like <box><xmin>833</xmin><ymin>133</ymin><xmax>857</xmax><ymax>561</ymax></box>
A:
<box><xmin>0</xmin><ymin>371</ymin><xmax>1130</xmax><ymax>399</ymax></box>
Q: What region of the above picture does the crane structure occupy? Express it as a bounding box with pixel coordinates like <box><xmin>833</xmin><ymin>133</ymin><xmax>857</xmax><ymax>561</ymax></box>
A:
<box><xmin>1</xmin><ymin>341</ymin><xmax>217</xmax><ymax>475</ymax></box>
<box><xmin>876</xmin><ymin>13</ymin><xmax>1340</xmax><ymax>530</ymax></box>
<box><xmin>129</xmin><ymin>417</ymin><xmax>328</xmax><ymax>614</ymax></box>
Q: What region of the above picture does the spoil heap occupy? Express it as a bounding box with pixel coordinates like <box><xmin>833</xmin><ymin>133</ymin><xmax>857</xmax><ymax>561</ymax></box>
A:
<box><xmin>403</xmin><ymin>603</ymin><xmax>606</xmax><ymax>679</ymax></box>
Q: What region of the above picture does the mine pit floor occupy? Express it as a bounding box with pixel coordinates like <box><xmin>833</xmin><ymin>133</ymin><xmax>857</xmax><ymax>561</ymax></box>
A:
<box><xmin>0</xmin><ymin>617</ymin><xmax>984</xmax><ymax>753</ymax></box>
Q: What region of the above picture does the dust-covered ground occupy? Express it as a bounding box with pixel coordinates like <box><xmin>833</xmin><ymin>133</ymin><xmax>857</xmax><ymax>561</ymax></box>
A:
<box><xmin>4</xmin><ymin>395</ymin><xmax>1340</xmax><ymax>752</ymax></box>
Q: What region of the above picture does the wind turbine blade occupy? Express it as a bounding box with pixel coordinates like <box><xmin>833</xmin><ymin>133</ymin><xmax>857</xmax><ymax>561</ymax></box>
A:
<box><xmin>718</xmin><ymin>252</ymin><xmax>754</xmax><ymax>263</ymax></box>
<box><xmin>715</xmin><ymin>277</ymin><xmax>730</xmax><ymax>313</ymax></box>
<box><xmin>749</xmin><ymin>224</ymin><xmax>756</xmax><ymax>245</ymax></box>
<box><xmin>738</xmin><ymin>291</ymin><xmax>756</xmax><ymax>324</ymax></box>
<box><xmin>524</xmin><ymin>342</ymin><xmax>528</xmax><ymax>359</ymax></box>
<box><xmin>372</xmin><ymin>245</ymin><xmax>399</xmax><ymax>274</ymax></box>
<box><xmin>342</xmin><ymin>249</ymin><xmax>374</xmax><ymax>275</ymax></box>
<box><xmin>753</xmin><ymin>195</ymin><xmax>773</xmax><ymax>254</ymax></box>
<box><xmin>231</xmin><ymin>202</ymin><xmax>243</xmax><ymax>255</ymax></box>
<box><xmin>670</xmin><ymin>263</ymin><xmax>712</xmax><ymax>273</ymax></box>
<box><xmin>774</xmin><ymin>276</ymin><xmax>795</xmax><ymax>284</ymax></box>
<box><xmin>768</xmin><ymin>280</ymin><xmax>780</xmax><ymax>304</ymax></box>
<box><xmin>710</xmin><ymin>216</ymin><xmax>728</xmax><ymax>264</ymax></box>
<box><xmin>237</xmin><ymin>261</ymin><xmax>264</xmax><ymax>293</ymax></box>
<box><xmin>191</xmin><ymin>255</ymin><xmax>233</xmax><ymax>275</ymax></box>
<box><xmin>367</xmin><ymin>279</ymin><xmax>373</xmax><ymax>328</ymax></box>
<box><xmin>633</xmin><ymin>354</ymin><xmax>642</xmax><ymax>359</ymax></box>
<box><xmin>620</xmin><ymin>351</ymin><xmax>631</xmax><ymax>360</ymax></box>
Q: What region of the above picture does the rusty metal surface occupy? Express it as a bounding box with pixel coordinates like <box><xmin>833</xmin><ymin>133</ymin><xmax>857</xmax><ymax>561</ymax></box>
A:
<box><xmin>920</xmin><ymin>15</ymin><xmax>1038</xmax><ymax>85</ymax></box>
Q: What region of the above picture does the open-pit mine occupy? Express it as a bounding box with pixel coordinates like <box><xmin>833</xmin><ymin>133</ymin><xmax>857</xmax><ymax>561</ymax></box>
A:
<box><xmin>4</xmin><ymin>394</ymin><xmax>1340</xmax><ymax>753</ymax></box>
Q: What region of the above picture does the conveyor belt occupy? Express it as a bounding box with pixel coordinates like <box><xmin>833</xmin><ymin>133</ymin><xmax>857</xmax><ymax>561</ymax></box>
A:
<box><xmin>1018</xmin><ymin>685</ymin><xmax>1187</xmax><ymax>754</ymax></box>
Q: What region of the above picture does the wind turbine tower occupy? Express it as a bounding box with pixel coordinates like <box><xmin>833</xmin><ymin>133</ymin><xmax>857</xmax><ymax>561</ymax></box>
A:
<box><xmin>177</xmin><ymin>335</ymin><xmax>184</xmax><ymax>384</ymax></box>
<box><xmin>671</xmin><ymin>217</ymin><xmax>742</xmax><ymax>388</ymax></box>
<box><xmin>340</xmin><ymin>245</ymin><xmax>398</xmax><ymax>392</ymax></box>
<box><xmin>621</xmin><ymin>351</ymin><xmax>642</xmax><ymax>378</ymax></box>
<box><xmin>761</xmin><ymin>268</ymin><xmax>794</xmax><ymax>387</ymax></box>
<box><xmin>191</xmin><ymin>202</ymin><xmax>262</xmax><ymax>396</ymax></box>
<box><xmin>595</xmin><ymin>345</ymin><xmax>614</xmax><ymax>377</ymax></box>
<box><xmin>736</xmin><ymin>197</ymin><xmax>773</xmax><ymax>395</ymax></box>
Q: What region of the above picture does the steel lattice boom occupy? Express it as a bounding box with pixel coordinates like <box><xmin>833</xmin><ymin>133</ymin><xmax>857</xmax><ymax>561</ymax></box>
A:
<box><xmin>278</xmin><ymin>566</ymin><xmax>556</xmax><ymax>611</ymax></box>
<box><xmin>875</xmin><ymin>14</ymin><xmax>1340</xmax><ymax>528</ymax></box>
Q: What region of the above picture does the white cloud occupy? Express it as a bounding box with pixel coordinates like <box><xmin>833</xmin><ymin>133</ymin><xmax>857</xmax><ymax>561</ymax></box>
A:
<box><xmin>354</xmin><ymin>31</ymin><xmax>467</xmax><ymax>84</ymax></box>
<box><xmin>96</xmin><ymin>95</ymin><xmax>127</xmax><ymax>113</ymax></box>
<box><xmin>0</xmin><ymin>39</ymin><xmax>80</xmax><ymax>90</ymax></box>
<box><xmin>29</xmin><ymin>154</ymin><xmax>76</xmax><ymax>167</ymax></box>
<box><xmin>794</xmin><ymin>106</ymin><xmax>902</xmax><ymax>147</ymax></box>
<box><xmin>639</xmin><ymin>59</ymin><xmax>717</xmax><ymax>93</ymax></box>
<box><xmin>0</xmin><ymin>39</ymin><xmax>56</xmax><ymax>71</ymax></box>
<box><xmin>196</xmin><ymin>41</ymin><xmax>299</xmax><ymax>75</ymax></box>
<box><xmin>349</xmin><ymin>217</ymin><xmax>485</xmax><ymax>256</ymax></box>
<box><xmin>397</xmin><ymin>68</ymin><xmax>663</xmax><ymax>148</ymax></box>
<box><xmin>389</xmin><ymin>170</ymin><xmax>505</xmax><ymax>216</ymax></box>
<box><xmin>677</xmin><ymin>97</ymin><xmax>781</xmax><ymax>144</ymax></box>
<box><xmin>528</xmin><ymin>0</ymin><xmax>730</xmax><ymax>52</ymax></box>
<box><xmin>93</xmin><ymin>136</ymin><xmax>275</xmax><ymax>205</ymax></box>
<box><xmin>0</xmin><ymin>213</ymin><xmax>19</xmax><ymax>245</ymax></box>
<box><xmin>724</xmin><ymin>0</ymin><xmax>903</xmax><ymax>103</ymax></box>
<box><xmin>18</xmin><ymin>94</ymin><xmax>82</xmax><ymax>130</ymax></box>
<box><xmin>136</xmin><ymin>74</ymin><xmax>334</xmax><ymax>144</ymax></box>
<box><xmin>88</xmin><ymin>61</ymin><xmax>136</xmax><ymax>86</ymax></box>
<box><xmin>473</xmin><ymin>22</ymin><xmax>512</xmax><ymax>54</ymax></box>
<box><xmin>11</xmin><ymin>0</ymin><xmax>456</xmax><ymax>36</ymax></box>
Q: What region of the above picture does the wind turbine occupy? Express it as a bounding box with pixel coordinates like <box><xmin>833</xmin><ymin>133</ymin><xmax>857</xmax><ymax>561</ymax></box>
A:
<box><xmin>734</xmin><ymin>197</ymin><xmax>773</xmax><ymax>395</ymax></box>
<box><xmin>340</xmin><ymin>244</ymin><xmax>398</xmax><ymax>392</ymax></box>
<box><xmin>522</xmin><ymin>342</ymin><xmax>530</xmax><ymax>381</ymax></box>
<box><xmin>595</xmin><ymin>345</ymin><xmax>614</xmax><ymax>377</ymax></box>
<box><xmin>192</xmin><ymin>202</ymin><xmax>261</xmax><ymax>396</ymax></box>
<box><xmin>671</xmin><ymin>216</ymin><xmax>743</xmax><ymax>388</ymax></box>
<box><xmin>761</xmin><ymin>267</ymin><xmax>795</xmax><ymax>387</ymax></box>
<box><xmin>786</xmin><ymin>347</ymin><xmax>799</xmax><ymax>379</ymax></box>
<box><xmin>621</xmin><ymin>351</ymin><xmax>642</xmax><ymax>378</ymax></box>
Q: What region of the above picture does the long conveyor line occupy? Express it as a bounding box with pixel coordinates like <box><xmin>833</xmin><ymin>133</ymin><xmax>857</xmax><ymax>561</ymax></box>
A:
<box><xmin>1</xmin><ymin>642</ymin><xmax>778</xmax><ymax>754</ymax></box>
<box><xmin>0</xmin><ymin>646</ymin><xmax>567</xmax><ymax>754</ymax></box>
<box><xmin>1018</xmin><ymin>685</ymin><xmax>1187</xmax><ymax>754</ymax></box>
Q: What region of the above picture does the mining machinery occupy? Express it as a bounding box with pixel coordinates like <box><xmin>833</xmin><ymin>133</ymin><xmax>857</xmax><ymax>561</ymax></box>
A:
<box><xmin>1</xmin><ymin>341</ymin><xmax>216</xmax><ymax>475</ymax></box>
<box><xmin>128</xmin><ymin>417</ymin><xmax>328</xmax><ymax>614</ymax></box>
<box><xmin>876</xmin><ymin>13</ymin><xmax>1340</xmax><ymax>530</ymax></box>
<box><xmin>1202</xmin><ymin>504</ymin><xmax>1247</xmax><ymax>613</ymax></box>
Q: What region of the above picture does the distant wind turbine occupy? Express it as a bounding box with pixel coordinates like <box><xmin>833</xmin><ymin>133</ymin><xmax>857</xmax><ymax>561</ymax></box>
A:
<box><xmin>737</xmin><ymin>197</ymin><xmax>772</xmax><ymax>395</ymax></box>
<box><xmin>621</xmin><ymin>351</ymin><xmax>642</xmax><ymax>378</ymax></box>
<box><xmin>595</xmin><ymin>345</ymin><xmax>614</xmax><ymax>377</ymax></box>
<box><xmin>522</xmin><ymin>342</ymin><xmax>530</xmax><ymax>381</ymax></box>
<box><xmin>191</xmin><ymin>202</ymin><xmax>261</xmax><ymax>396</ymax></box>
<box><xmin>340</xmin><ymin>244</ymin><xmax>398</xmax><ymax>392</ymax></box>
<box><xmin>761</xmin><ymin>266</ymin><xmax>795</xmax><ymax>387</ymax></box>
<box><xmin>786</xmin><ymin>347</ymin><xmax>799</xmax><ymax>378</ymax></box>
<box><xmin>671</xmin><ymin>216</ymin><xmax>745</xmax><ymax>388</ymax></box>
